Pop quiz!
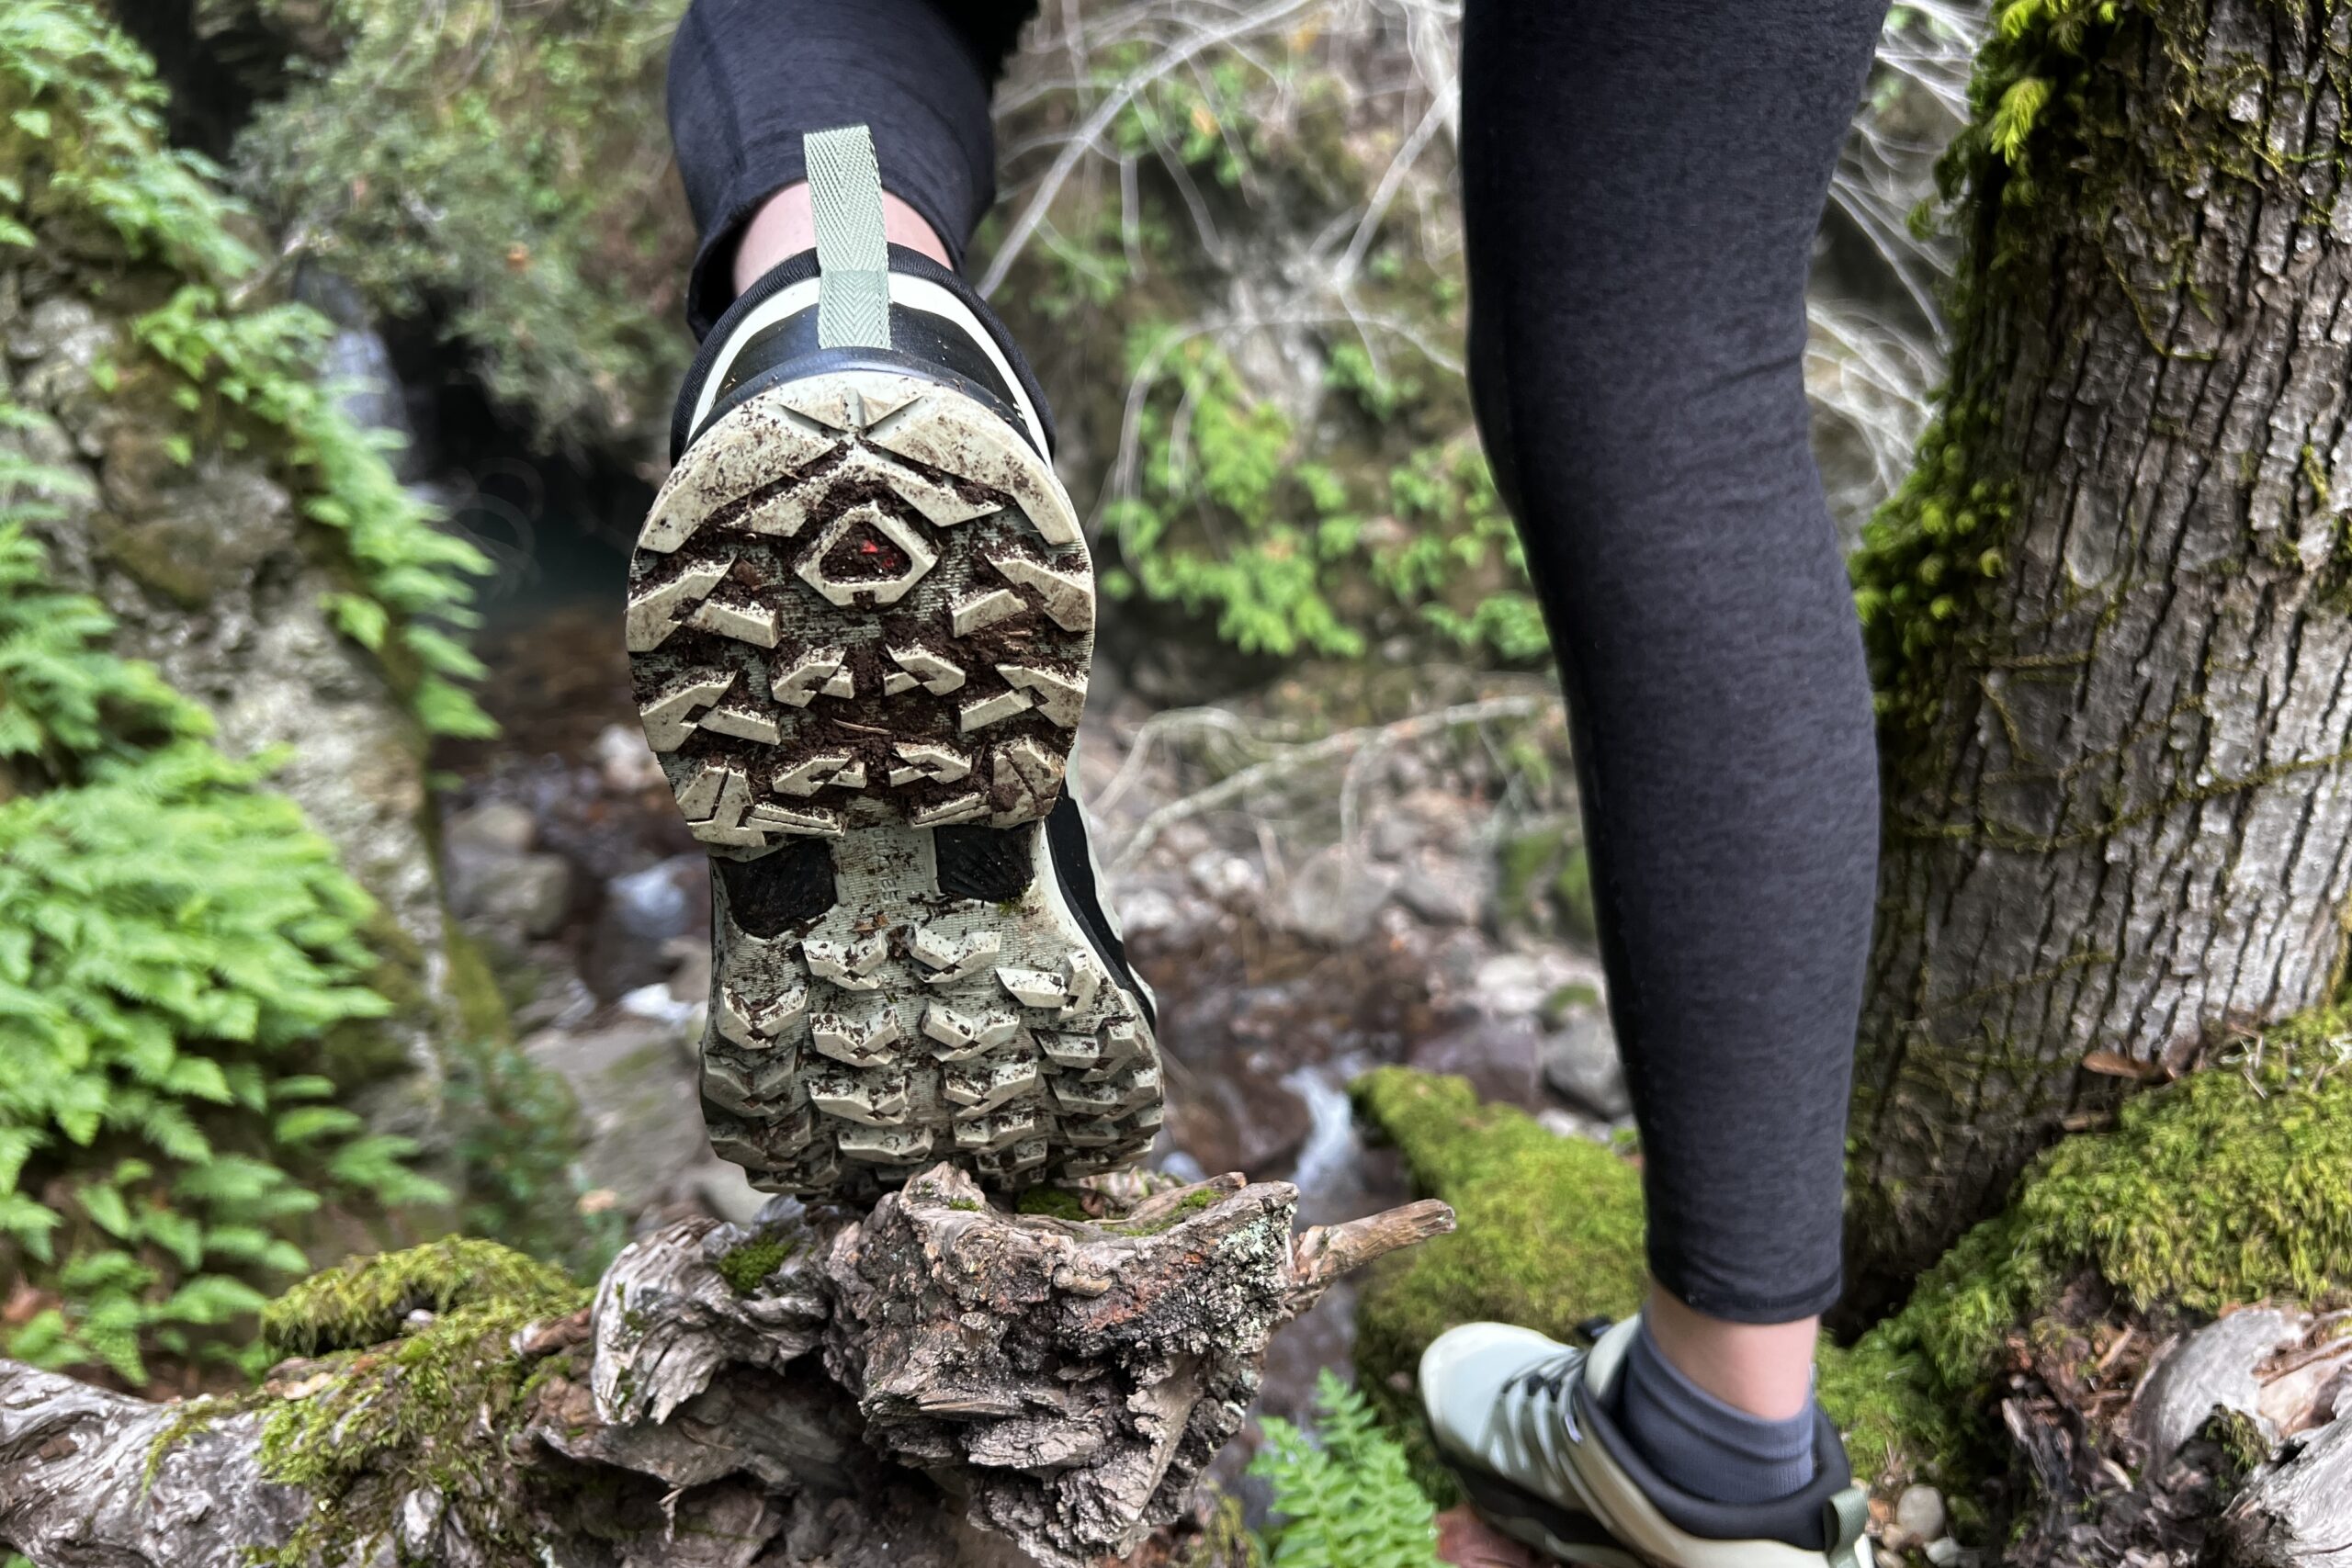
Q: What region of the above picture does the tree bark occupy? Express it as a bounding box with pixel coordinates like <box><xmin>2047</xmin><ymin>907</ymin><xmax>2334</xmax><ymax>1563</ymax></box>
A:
<box><xmin>0</xmin><ymin>1166</ymin><xmax>1449</xmax><ymax>1568</ymax></box>
<box><xmin>1854</xmin><ymin>0</ymin><xmax>2352</xmax><ymax>1281</ymax></box>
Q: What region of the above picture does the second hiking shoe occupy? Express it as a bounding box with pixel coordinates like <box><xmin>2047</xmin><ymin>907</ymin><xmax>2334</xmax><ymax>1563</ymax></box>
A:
<box><xmin>1420</xmin><ymin>1317</ymin><xmax>1875</xmax><ymax>1568</ymax></box>
<box><xmin>629</xmin><ymin>127</ymin><xmax>1161</xmax><ymax>1201</ymax></box>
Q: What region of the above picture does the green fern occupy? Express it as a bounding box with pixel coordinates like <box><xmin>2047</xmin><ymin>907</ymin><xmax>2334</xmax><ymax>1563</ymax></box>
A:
<box><xmin>1250</xmin><ymin>1371</ymin><xmax>1445</xmax><ymax>1568</ymax></box>
<box><xmin>0</xmin><ymin>0</ymin><xmax>493</xmax><ymax>738</ymax></box>
<box><xmin>0</xmin><ymin>519</ymin><xmax>443</xmax><ymax>1382</ymax></box>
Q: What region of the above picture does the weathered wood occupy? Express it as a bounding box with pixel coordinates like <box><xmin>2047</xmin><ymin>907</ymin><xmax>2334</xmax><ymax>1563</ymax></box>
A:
<box><xmin>2222</xmin><ymin>1418</ymin><xmax>2352</xmax><ymax>1568</ymax></box>
<box><xmin>0</xmin><ymin>1167</ymin><xmax>1449</xmax><ymax>1568</ymax></box>
<box><xmin>1855</xmin><ymin>0</ymin><xmax>2352</xmax><ymax>1280</ymax></box>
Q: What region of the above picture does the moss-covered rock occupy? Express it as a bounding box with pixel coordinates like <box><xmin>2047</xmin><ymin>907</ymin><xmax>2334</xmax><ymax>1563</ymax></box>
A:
<box><xmin>261</xmin><ymin>1236</ymin><xmax>578</xmax><ymax>1359</ymax></box>
<box><xmin>1844</xmin><ymin>1010</ymin><xmax>2352</xmax><ymax>1474</ymax></box>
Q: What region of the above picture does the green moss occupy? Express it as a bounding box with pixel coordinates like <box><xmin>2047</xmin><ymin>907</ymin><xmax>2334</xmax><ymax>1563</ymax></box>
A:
<box><xmin>1176</xmin><ymin>1493</ymin><xmax>1263</xmax><ymax>1568</ymax></box>
<box><xmin>1348</xmin><ymin>1069</ymin><xmax>1647</xmax><ymax>1490</ymax></box>
<box><xmin>1110</xmin><ymin>1186</ymin><xmax>1222</xmax><ymax>1235</ymax></box>
<box><xmin>130</xmin><ymin>1241</ymin><xmax>592</xmax><ymax>1564</ymax></box>
<box><xmin>1496</xmin><ymin>821</ymin><xmax>1567</xmax><ymax>920</ymax></box>
<box><xmin>1348</xmin><ymin>1069</ymin><xmax>1973</xmax><ymax>1491</ymax></box>
<box><xmin>1886</xmin><ymin>1013</ymin><xmax>2352</xmax><ymax>1381</ymax></box>
<box><xmin>1542</xmin><ymin>983</ymin><xmax>1602</xmax><ymax>1024</ymax></box>
<box><xmin>252</xmin><ymin>1285</ymin><xmax>586</xmax><ymax>1566</ymax></box>
<box><xmin>714</xmin><ymin>1232</ymin><xmax>797</xmax><ymax>1294</ymax></box>
<box><xmin>1849</xmin><ymin>401</ymin><xmax>2019</xmax><ymax>746</ymax></box>
<box><xmin>1814</xmin><ymin>1321</ymin><xmax>1979</xmax><ymax>1491</ymax></box>
<box><xmin>141</xmin><ymin>1393</ymin><xmax>243</xmax><ymax>1492</ymax></box>
<box><xmin>1849</xmin><ymin>0</ymin><xmax>2341</xmax><ymax>748</ymax></box>
<box><xmin>442</xmin><ymin>928</ymin><xmax>513</xmax><ymax>1045</ymax></box>
<box><xmin>2197</xmin><ymin>1406</ymin><xmax>2272</xmax><ymax>1481</ymax></box>
<box><xmin>1494</xmin><ymin>822</ymin><xmax>1597</xmax><ymax>942</ymax></box>
<box><xmin>1016</xmin><ymin>1186</ymin><xmax>1097</xmax><ymax>1222</ymax></box>
<box><xmin>1553</xmin><ymin>847</ymin><xmax>1597</xmax><ymax>944</ymax></box>
<box><xmin>261</xmin><ymin>1237</ymin><xmax>576</xmax><ymax>1359</ymax></box>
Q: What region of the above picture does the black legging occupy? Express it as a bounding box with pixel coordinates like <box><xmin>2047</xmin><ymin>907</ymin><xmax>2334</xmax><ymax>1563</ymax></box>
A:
<box><xmin>666</xmin><ymin>0</ymin><xmax>1887</xmax><ymax>1325</ymax></box>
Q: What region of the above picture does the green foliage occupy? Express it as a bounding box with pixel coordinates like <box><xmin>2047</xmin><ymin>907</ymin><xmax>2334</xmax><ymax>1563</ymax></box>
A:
<box><xmin>1250</xmin><ymin>1371</ymin><xmax>1442</xmax><ymax>1568</ymax></box>
<box><xmin>1101</xmin><ymin>331</ymin><xmax>1541</xmax><ymax>661</ymax></box>
<box><xmin>0</xmin><ymin>520</ymin><xmax>443</xmax><ymax>1382</ymax></box>
<box><xmin>1103</xmin><ymin>334</ymin><xmax>1363</xmax><ymax>659</ymax></box>
<box><xmin>0</xmin><ymin>0</ymin><xmax>492</xmax><ymax>738</ymax></box>
<box><xmin>1110</xmin><ymin>49</ymin><xmax>1266</xmax><ymax>189</ymax></box>
<box><xmin>260</xmin><ymin>1236</ymin><xmax>576</xmax><ymax>1359</ymax></box>
<box><xmin>232</xmin><ymin>0</ymin><xmax>693</xmax><ymax>449</ymax></box>
<box><xmin>995</xmin><ymin>28</ymin><xmax>1541</xmax><ymax>666</ymax></box>
<box><xmin>440</xmin><ymin>1034</ymin><xmax>625</xmax><ymax>1281</ymax></box>
<box><xmin>248</xmin><ymin>1242</ymin><xmax>587</xmax><ymax>1567</ymax></box>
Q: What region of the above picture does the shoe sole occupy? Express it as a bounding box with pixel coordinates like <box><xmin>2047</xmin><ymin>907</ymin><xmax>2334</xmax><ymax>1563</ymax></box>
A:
<box><xmin>628</xmin><ymin>368</ymin><xmax>1162</xmax><ymax>1198</ymax></box>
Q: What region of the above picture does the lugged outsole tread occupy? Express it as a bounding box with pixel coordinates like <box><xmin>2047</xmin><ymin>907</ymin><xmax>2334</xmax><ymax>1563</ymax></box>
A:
<box><xmin>629</xmin><ymin>372</ymin><xmax>1093</xmax><ymax>852</ymax></box>
<box><xmin>634</xmin><ymin>368</ymin><xmax>1162</xmax><ymax>1198</ymax></box>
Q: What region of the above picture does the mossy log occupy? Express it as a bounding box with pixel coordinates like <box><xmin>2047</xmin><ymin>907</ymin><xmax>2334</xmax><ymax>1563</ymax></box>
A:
<box><xmin>0</xmin><ymin>1165</ymin><xmax>1450</xmax><ymax>1568</ymax></box>
<box><xmin>1851</xmin><ymin>0</ymin><xmax>2352</xmax><ymax>1284</ymax></box>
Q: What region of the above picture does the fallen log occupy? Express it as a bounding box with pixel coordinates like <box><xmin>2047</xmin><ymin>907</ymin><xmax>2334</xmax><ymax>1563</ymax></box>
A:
<box><xmin>0</xmin><ymin>1165</ymin><xmax>1452</xmax><ymax>1568</ymax></box>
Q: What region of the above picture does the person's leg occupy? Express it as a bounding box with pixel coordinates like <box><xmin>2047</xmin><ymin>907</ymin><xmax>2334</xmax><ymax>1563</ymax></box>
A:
<box><xmin>1458</xmin><ymin>0</ymin><xmax>1885</xmax><ymax>1494</ymax></box>
<box><xmin>665</xmin><ymin>0</ymin><xmax>1037</xmax><ymax>334</ymax></box>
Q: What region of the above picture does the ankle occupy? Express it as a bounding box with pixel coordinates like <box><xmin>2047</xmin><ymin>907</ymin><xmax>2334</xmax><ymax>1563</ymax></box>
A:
<box><xmin>1642</xmin><ymin>1281</ymin><xmax>1818</xmax><ymax>1421</ymax></box>
<box><xmin>1616</xmin><ymin>1314</ymin><xmax>1820</xmax><ymax>1506</ymax></box>
<box><xmin>731</xmin><ymin>181</ymin><xmax>954</xmax><ymax>299</ymax></box>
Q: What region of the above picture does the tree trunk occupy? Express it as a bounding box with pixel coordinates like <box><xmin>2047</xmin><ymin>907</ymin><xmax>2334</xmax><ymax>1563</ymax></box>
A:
<box><xmin>0</xmin><ymin>1167</ymin><xmax>1449</xmax><ymax>1568</ymax></box>
<box><xmin>1853</xmin><ymin>0</ymin><xmax>2352</xmax><ymax>1281</ymax></box>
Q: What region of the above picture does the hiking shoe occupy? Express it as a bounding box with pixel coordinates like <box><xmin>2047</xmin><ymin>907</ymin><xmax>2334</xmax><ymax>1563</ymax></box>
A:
<box><xmin>1420</xmin><ymin>1318</ymin><xmax>1874</xmax><ymax>1568</ymax></box>
<box><xmin>629</xmin><ymin>127</ymin><xmax>1161</xmax><ymax>1201</ymax></box>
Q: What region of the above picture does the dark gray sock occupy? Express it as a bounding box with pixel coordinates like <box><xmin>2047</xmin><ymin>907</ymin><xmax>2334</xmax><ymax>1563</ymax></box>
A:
<box><xmin>1613</xmin><ymin>1319</ymin><xmax>1818</xmax><ymax>1506</ymax></box>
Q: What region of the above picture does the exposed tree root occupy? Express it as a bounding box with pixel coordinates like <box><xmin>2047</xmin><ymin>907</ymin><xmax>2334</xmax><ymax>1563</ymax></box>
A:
<box><xmin>0</xmin><ymin>1166</ymin><xmax>1447</xmax><ymax>1568</ymax></box>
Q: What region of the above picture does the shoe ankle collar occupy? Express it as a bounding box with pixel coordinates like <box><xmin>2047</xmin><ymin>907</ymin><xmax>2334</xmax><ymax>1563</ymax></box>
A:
<box><xmin>1572</xmin><ymin>1316</ymin><xmax>1864</xmax><ymax>1562</ymax></box>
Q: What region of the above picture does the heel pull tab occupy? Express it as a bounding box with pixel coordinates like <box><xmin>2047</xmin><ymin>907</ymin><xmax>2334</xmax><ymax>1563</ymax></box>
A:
<box><xmin>803</xmin><ymin>125</ymin><xmax>892</xmax><ymax>351</ymax></box>
<box><xmin>1824</xmin><ymin>1486</ymin><xmax>1873</xmax><ymax>1568</ymax></box>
